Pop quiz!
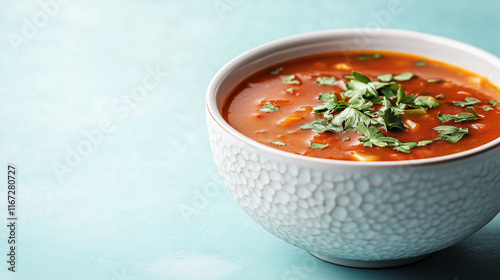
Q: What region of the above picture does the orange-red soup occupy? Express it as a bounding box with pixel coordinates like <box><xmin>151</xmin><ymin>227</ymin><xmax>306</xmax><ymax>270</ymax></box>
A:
<box><xmin>222</xmin><ymin>51</ymin><xmax>500</xmax><ymax>161</ymax></box>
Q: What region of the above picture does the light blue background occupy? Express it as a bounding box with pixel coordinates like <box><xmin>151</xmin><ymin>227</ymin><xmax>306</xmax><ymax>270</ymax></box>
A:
<box><xmin>1</xmin><ymin>0</ymin><xmax>499</xmax><ymax>279</ymax></box>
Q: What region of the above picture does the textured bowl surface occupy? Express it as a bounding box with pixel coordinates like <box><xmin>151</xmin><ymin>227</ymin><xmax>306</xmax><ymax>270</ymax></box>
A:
<box><xmin>206</xmin><ymin>29</ymin><xmax>500</xmax><ymax>265</ymax></box>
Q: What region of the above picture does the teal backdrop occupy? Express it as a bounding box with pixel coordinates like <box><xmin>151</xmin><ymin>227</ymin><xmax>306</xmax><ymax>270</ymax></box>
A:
<box><xmin>0</xmin><ymin>0</ymin><xmax>499</xmax><ymax>279</ymax></box>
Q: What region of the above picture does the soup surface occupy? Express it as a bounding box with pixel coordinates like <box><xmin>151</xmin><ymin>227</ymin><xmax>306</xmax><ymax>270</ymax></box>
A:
<box><xmin>222</xmin><ymin>51</ymin><xmax>500</xmax><ymax>161</ymax></box>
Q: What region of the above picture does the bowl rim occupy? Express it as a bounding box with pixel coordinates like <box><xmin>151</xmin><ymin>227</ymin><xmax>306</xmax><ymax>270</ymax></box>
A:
<box><xmin>206</xmin><ymin>28</ymin><xmax>500</xmax><ymax>167</ymax></box>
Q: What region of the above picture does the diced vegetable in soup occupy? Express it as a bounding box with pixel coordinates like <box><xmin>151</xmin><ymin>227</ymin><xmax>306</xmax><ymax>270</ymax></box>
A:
<box><xmin>222</xmin><ymin>51</ymin><xmax>500</xmax><ymax>161</ymax></box>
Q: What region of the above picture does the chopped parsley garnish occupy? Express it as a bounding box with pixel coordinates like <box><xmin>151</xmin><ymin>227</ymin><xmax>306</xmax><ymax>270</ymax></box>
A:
<box><xmin>316</xmin><ymin>76</ymin><xmax>337</xmax><ymax>86</ymax></box>
<box><xmin>436</xmin><ymin>94</ymin><xmax>445</xmax><ymax>99</ymax></box>
<box><xmin>259</xmin><ymin>103</ymin><xmax>280</xmax><ymax>112</ymax></box>
<box><xmin>438</xmin><ymin>108</ymin><xmax>483</xmax><ymax>123</ymax></box>
<box><xmin>377</xmin><ymin>74</ymin><xmax>393</xmax><ymax>82</ymax></box>
<box><xmin>344</xmin><ymin>75</ymin><xmax>355</xmax><ymax>80</ymax></box>
<box><xmin>453</xmin><ymin>97</ymin><xmax>480</xmax><ymax>107</ymax></box>
<box><xmin>284</xmin><ymin>88</ymin><xmax>294</xmax><ymax>93</ymax></box>
<box><xmin>357</xmin><ymin>53</ymin><xmax>383</xmax><ymax>60</ymax></box>
<box><xmin>281</xmin><ymin>74</ymin><xmax>300</xmax><ymax>84</ymax></box>
<box><xmin>414</xmin><ymin>96</ymin><xmax>440</xmax><ymax>108</ymax></box>
<box><xmin>272</xmin><ymin>141</ymin><xmax>286</xmax><ymax>146</ymax></box>
<box><xmin>311</xmin><ymin>142</ymin><xmax>328</xmax><ymax>149</ymax></box>
<box><xmin>298</xmin><ymin>70</ymin><xmax>477</xmax><ymax>154</ymax></box>
<box><xmin>357</xmin><ymin>123</ymin><xmax>417</xmax><ymax>153</ymax></box>
<box><xmin>417</xmin><ymin>140</ymin><xmax>434</xmax><ymax>146</ymax></box>
<box><xmin>393</xmin><ymin>72</ymin><xmax>414</xmax><ymax>82</ymax></box>
<box><xmin>433</xmin><ymin>126</ymin><xmax>469</xmax><ymax>143</ymax></box>
<box><xmin>269</xmin><ymin>67</ymin><xmax>282</xmax><ymax>75</ymax></box>
<box><xmin>415</xmin><ymin>60</ymin><xmax>427</xmax><ymax>67</ymax></box>
<box><xmin>427</xmin><ymin>79</ymin><xmax>444</xmax><ymax>83</ymax></box>
<box><xmin>382</xmin><ymin>107</ymin><xmax>405</xmax><ymax>131</ymax></box>
<box><xmin>488</xmin><ymin>100</ymin><xmax>500</xmax><ymax>106</ymax></box>
<box><xmin>483</xmin><ymin>106</ymin><xmax>494</xmax><ymax>111</ymax></box>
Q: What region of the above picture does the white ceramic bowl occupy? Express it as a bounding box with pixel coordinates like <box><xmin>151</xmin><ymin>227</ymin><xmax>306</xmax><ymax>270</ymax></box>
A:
<box><xmin>206</xmin><ymin>29</ymin><xmax>500</xmax><ymax>268</ymax></box>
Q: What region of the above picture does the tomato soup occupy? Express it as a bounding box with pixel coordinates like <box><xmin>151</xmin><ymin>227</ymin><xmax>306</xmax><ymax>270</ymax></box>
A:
<box><xmin>222</xmin><ymin>51</ymin><xmax>500</xmax><ymax>161</ymax></box>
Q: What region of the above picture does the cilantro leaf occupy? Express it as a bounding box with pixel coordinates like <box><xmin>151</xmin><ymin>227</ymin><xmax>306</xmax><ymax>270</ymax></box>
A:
<box><xmin>433</xmin><ymin>126</ymin><xmax>468</xmax><ymax>143</ymax></box>
<box><xmin>380</xmin><ymin>86</ymin><xmax>397</xmax><ymax>99</ymax></box>
<box><xmin>488</xmin><ymin>100</ymin><xmax>500</xmax><ymax>106</ymax></box>
<box><xmin>269</xmin><ymin>67</ymin><xmax>282</xmax><ymax>75</ymax></box>
<box><xmin>331</xmin><ymin>107</ymin><xmax>376</xmax><ymax>131</ymax></box>
<box><xmin>483</xmin><ymin>106</ymin><xmax>494</xmax><ymax>111</ymax></box>
<box><xmin>377</xmin><ymin>74</ymin><xmax>393</xmax><ymax>82</ymax></box>
<box><xmin>453</xmin><ymin>97</ymin><xmax>480</xmax><ymax>107</ymax></box>
<box><xmin>344</xmin><ymin>72</ymin><xmax>378</xmax><ymax>99</ymax></box>
<box><xmin>272</xmin><ymin>141</ymin><xmax>286</xmax><ymax>146</ymax></box>
<box><xmin>342</xmin><ymin>137</ymin><xmax>350</xmax><ymax>141</ymax></box>
<box><xmin>312</xmin><ymin>93</ymin><xmax>348</xmax><ymax>119</ymax></box>
<box><xmin>415</xmin><ymin>60</ymin><xmax>427</xmax><ymax>67</ymax></box>
<box><xmin>316</xmin><ymin>76</ymin><xmax>337</xmax><ymax>86</ymax></box>
<box><xmin>393</xmin><ymin>142</ymin><xmax>418</xmax><ymax>153</ymax></box>
<box><xmin>311</xmin><ymin>143</ymin><xmax>328</xmax><ymax>149</ymax></box>
<box><xmin>436</xmin><ymin>94</ymin><xmax>445</xmax><ymax>99</ymax></box>
<box><xmin>395</xmin><ymin>84</ymin><xmax>416</xmax><ymax>106</ymax></box>
<box><xmin>357</xmin><ymin>53</ymin><xmax>383</xmax><ymax>60</ymax></box>
<box><xmin>382</xmin><ymin>107</ymin><xmax>405</xmax><ymax>131</ymax></box>
<box><xmin>352</xmin><ymin>71</ymin><xmax>372</xmax><ymax>84</ymax></box>
<box><xmin>438</xmin><ymin>108</ymin><xmax>483</xmax><ymax>123</ymax></box>
<box><xmin>281</xmin><ymin>75</ymin><xmax>300</xmax><ymax>84</ymax></box>
<box><xmin>414</xmin><ymin>96</ymin><xmax>440</xmax><ymax>108</ymax></box>
<box><xmin>357</xmin><ymin>123</ymin><xmax>418</xmax><ymax>153</ymax></box>
<box><xmin>417</xmin><ymin>140</ymin><xmax>434</xmax><ymax>146</ymax></box>
<box><xmin>393</xmin><ymin>72</ymin><xmax>414</xmax><ymax>81</ymax></box>
<box><xmin>284</xmin><ymin>88</ymin><xmax>294</xmax><ymax>93</ymax></box>
<box><xmin>259</xmin><ymin>103</ymin><xmax>280</xmax><ymax>112</ymax></box>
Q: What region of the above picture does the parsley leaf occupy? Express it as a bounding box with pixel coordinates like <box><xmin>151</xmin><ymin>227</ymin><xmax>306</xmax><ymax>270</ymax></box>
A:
<box><xmin>393</xmin><ymin>142</ymin><xmax>418</xmax><ymax>153</ymax></box>
<box><xmin>438</xmin><ymin>108</ymin><xmax>483</xmax><ymax>123</ymax></box>
<box><xmin>415</xmin><ymin>60</ymin><xmax>427</xmax><ymax>67</ymax></box>
<box><xmin>436</xmin><ymin>94</ymin><xmax>445</xmax><ymax>99</ymax></box>
<box><xmin>357</xmin><ymin>53</ymin><xmax>383</xmax><ymax>60</ymax></box>
<box><xmin>269</xmin><ymin>67</ymin><xmax>282</xmax><ymax>75</ymax></box>
<box><xmin>344</xmin><ymin>72</ymin><xmax>379</xmax><ymax>99</ymax></box>
<box><xmin>331</xmin><ymin>107</ymin><xmax>376</xmax><ymax>131</ymax></box>
<box><xmin>483</xmin><ymin>106</ymin><xmax>494</xmax><ymax>111</ymax></box>
<box><xmin>272</xmin><ymin>141</ymin><xmax>286</xmax><ymax>146</ymax></box>
<box><xmin>342</xmin><ymin>137</ymin><xmax>350</xmax><ymax>141</ymax></box>
<box><xmin>453</xmin><ymin>97</ymin><xmax>480</xmax><ymax>107</ymax></box>
<box><xmin>316</xmin><ymin>76</ymin><xmax>337</xmax><ymax>86</ymax></box>
<box><xmin>417</xmin><ymin>140</ymin><xmax>434</xmax><ymax>146</ymax></box>
<box><xmin>259</xmin><ymin>103</ymin><xmax>280</xmax><ymax>112</ymax></box>
<box><xmin>382</xmin><ymin>107</ymin><xmax>405</xmax><ymax>131</ymax></box>
<box><xmin>312</xmin><ymin>93</ymin><xmax>348</xmax><ymax>119</ymax></box>
<box><xmin>395</xmin><ymin>84</ymin><xmax>416</xmax><ymax>106</ymax></box>
<box><xmin>414</xmin><ymin>96</ymin><xmax>440</xmax><ymax>108</ymax></box>
<box><xmin>393</xmin><ymin>72</ymin><xmax>414</xmax><ymax>81</ymax></box>
<box><xmin>281</xmin><ymin>75</ymin><xmax>300</xmax><ymax>84</ymax></box>
<box><xmin>488</xmin><ymin>100</ymin><xmax>500</xmax><ymax>106</ymax></box>
<box><xmin>377</xmin><ymin>74</ymin><xmax>393</xmax><ymax>82</ymax></box>
<box><xmin>311</xmin><ymin>143</ymin><xmax>328</xmax><ymax>149</ymax></box>
<box><xmin>433</xmin><ymin>126</ymin><xmax>469</xmax><ymax>143</ymax></box>
<box><xmin>284</xmin><ymin>88</ymin><xmax>294</xmax><ymax>93</ymax></box>
<box><xmin>357</xmin><ymin>123</ymin><xmax>416</xmax><ymax>153</ymax></box>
